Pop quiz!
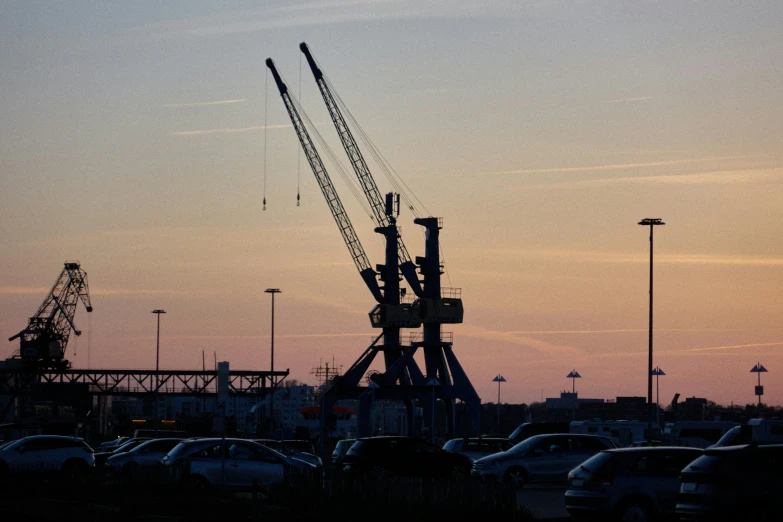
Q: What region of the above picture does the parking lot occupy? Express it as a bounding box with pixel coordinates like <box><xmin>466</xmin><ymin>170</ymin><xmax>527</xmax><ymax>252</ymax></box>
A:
<box><xmin>517</xmin><ymin>485</ymin><xmax>569</xmax><ymax>520</ymax></box>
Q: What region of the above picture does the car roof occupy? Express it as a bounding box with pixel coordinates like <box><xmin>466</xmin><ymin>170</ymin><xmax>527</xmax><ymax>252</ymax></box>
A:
<box><xmin>606</xmin><ymin>446</ymin><xmax>703</xmax><ymax>453</ymax></box>
<box><xmin>527</xmin><ymin>433</ymin><xmax>611</xmax><ymax>440</ymax></box>
<box><xmin>17</xmin><ymin>435</ymin><xmax>83</xmax><ymax>441</ymax></box>
<box><xmin>356</xmin><ymin>435</ymin><xmax>416</xmax><ymax>440</ymax></box>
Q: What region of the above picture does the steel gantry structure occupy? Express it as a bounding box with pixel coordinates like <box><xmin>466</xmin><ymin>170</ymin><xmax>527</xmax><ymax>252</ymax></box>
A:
<box><xmin>267</xmin><ymin>45</ymin><xmax>480</xmax><ymax>443</ymax></box>
<box><xmin>0</xmin><ymin>367</ymin><xmax>288</xmax><ymax>422</ymax></box>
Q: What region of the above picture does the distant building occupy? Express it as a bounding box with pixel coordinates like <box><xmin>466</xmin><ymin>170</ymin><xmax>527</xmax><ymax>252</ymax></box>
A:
<box><xmin>545</xmin><ymin>392</ymin><xmax>651</xmax><ymax>421</ymax></box>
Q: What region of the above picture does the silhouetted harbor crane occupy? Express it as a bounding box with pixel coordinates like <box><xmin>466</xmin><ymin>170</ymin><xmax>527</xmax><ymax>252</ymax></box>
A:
<box><xmin>7</xmin><ymin>261</ymin><xmax>93</xmax><ymax>370</ymax></box>
<box><xmin>267</xmin><ymin>45</ymin><xmax>480</xmax><ymax>442</ymax></box>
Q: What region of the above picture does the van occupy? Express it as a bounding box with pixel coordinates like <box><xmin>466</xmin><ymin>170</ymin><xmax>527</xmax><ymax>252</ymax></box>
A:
<box><xmin>710</xmin><ymin>419</ymin><xmax>783</xmax><ymax>448</ymax></box>
<box><xmin>508</xmin><ymin>422</ymin><xmax>570</xmax><ymax>443</ymax></box>
<box><xmin>569</xmin><ymin>420</ymin><xmax>662</xmax><ymax>447</ymax></box>
<box><xmin>666</xmin><ymin>421</ymin><xmax>736</xmax><ymax>448</ymax></box>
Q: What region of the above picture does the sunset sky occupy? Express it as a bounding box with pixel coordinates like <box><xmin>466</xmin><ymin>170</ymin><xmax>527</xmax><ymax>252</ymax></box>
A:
<box><xmin>2</xmin><ymin>1</ymin><xmax>782</xmax><ymax>407</ymax></box>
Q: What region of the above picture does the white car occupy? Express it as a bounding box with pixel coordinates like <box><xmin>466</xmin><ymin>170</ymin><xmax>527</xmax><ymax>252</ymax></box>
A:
<box><xmin>161</xmin><ymin>438</ymin><xmax>319</xmax><ymax>491</ymax></box>
<box><xmin>104</xmin><ymin>438</ymin><xmax>184</xmax><ymax>478</ymax></box>
<box><xmin>0</xmin><ymin>435</ymin><xmax>95</xmax><ymax>477</ymax></box>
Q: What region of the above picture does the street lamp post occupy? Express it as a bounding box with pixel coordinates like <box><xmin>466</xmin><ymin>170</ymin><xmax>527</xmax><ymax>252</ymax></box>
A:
<box><xmin>639</xmin><ymin>217</ymin><xmax>665</xmax><ymax>437</ymax></box>
<box><xmin>652</xmin><ymin>367</ymin><xmax>666</xmax><ymax>428</ymax></box>
<box><xmin>566</xmin><ymin>370</ymin><xmax>582</xmax><ymax>394</ymax></box>
<box><xmin>426</xmin><ymin>378</ymin><xmax>440</xmax><ymax>441</ymax></box>
<box><xmin>750</xmin><ymin>363</ymin><xmax>768</xmax><ymax>416</ymax></box>
<box><xmin>151</xmin><ymin>309</ymin><xmax>166</xmax><ymax>438</ymax></box>
<box><xmin>368</xmin><ymin>381</ymin><xmax>380</xmax><ymax>434</ymax></box>
<box><xmin>265</xmin><ymin>289</ymin><xmax>281</xmax><ymax>434</ymax></box>
<box><xmin>492</xmin><ymin>375</ymin><xmax>506</xmax><ymax>434</ymax></box>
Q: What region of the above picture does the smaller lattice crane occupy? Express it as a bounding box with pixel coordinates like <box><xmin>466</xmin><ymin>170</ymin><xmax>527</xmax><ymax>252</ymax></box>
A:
<box><xmin>8</xmin><ymin>262</ymin><xmax>93</xmax><ymax>370</ymax></box>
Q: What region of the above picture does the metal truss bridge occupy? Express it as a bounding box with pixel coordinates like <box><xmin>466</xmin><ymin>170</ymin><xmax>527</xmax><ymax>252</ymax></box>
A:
<box><xmin>0</xmin><ymin>368</ymin><xmax>289</xmax><ymax>397</ymax></box>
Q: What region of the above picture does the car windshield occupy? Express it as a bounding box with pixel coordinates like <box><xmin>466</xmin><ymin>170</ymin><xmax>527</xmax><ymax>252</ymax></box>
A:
<box><xmin>713</xmin><ymin>426</ymin><xmax>752</xmax><ymax>447</ymax></box>
<box><xmin>165</xmin><ymin>441</ymin><xmax>191</xmax><ymax>459</ymax></box>
<box><xmin>578</xmin><ymin>451</ymin><xmax>614</xmax><ymax>472</ymax></box>
<box><xmin>284</xmin><ymin>440</ymin><xmax>315</xmax><ymax>453</ymax></box>
<box><xmin>258</xmin><ymin>440</ymin><xmax>294</xmax><ymax>455</ymax></box>
<box><xmin>346</xmin><ymin>440</ymin><xmax>365</xmax><ymax>456</ymax></box>
<box><xmin>506</xmin><ymin>436</ymin><xmax>543</xmax><ymax>454</ymax></box>
<box><xmin>112</xmin><ymin>439</ymin><xmax>147</xmax><ymax>453</ymax></box>
<box><xmin>442</xmin><ymin>440</ymin><xmax>459</xmax><ymax>451</ymax></box>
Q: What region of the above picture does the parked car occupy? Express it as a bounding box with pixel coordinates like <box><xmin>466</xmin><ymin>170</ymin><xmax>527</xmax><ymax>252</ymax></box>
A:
<box><xmin>565</xmin><ymin>446</ymin><xmax>702</xmax><ymax>520</ymax></box>
<box><xmin>97</xmin><ymin>436</ymin><xmax>130</xmax><ymax>452</ymax></box>
<box><xmin>342</xmin><ymin>436</ymin><xmax>473</xmax><ymax>479</ymax></box>
<box><xmin>253</xmin><ymin>439</ymin><xmax>322</xmax><ymax>467</ymax></box>
<box><xmin>709</xmin><ymin>419</ymin><xmax>783</xmax><ymax>448</ymax></box>
<box><xmin>282</xmin><ymin>439</ymin><xmax>317</xmax><ymax>455</ymax></box>
<box><xmin>104</xmin><ymin>438</ymin><xmax>184</xmax><ymax>479</ymax></box>
<box><xmin>94</xmin><ymin>437</ymin><xmax>152</xmax><ymax>467</ymax></box>
<box><xmin>0</xmin><ymin>435</ymin><xmax>95</xmax><ymax>477</ymax></box>
<box><xmin>442</xmin><ymin>437</ymin><xmax>514</xmax><ymax>461</ymax></box>
<box><xmin>508</xmin><ymin>422</ymin><xmax>571</xmax><ymax>443</ymax></box>
<box><xmin>161</xmin><ymin>438</ymin><xmax>318</xmax><ymax>491</ymax></box>
<box><xmin>677</xmin><ymin>444</ymin><xmax>783</xmax><ymax>521</ymax></box>
<box><xmin>331</xmin><ymin>439</ymin><xmax>356</xmax><ymax>467</ymax></box>
<box><xmin>472</xmin><ymin>434</ymin><xmax>615</xmax><ymax>487</ymax></box>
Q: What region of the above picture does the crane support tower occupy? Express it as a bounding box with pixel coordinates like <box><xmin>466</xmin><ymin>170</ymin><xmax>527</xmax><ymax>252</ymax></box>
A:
<box><xmin>267</xmin><ymin>48</ymin><xmax>480</xmax><ymax>443</ymax></box>
<box><xmin>8</xmin><ymin>262</ymin><xmax>93</xmax><ymax>370</ymax></box>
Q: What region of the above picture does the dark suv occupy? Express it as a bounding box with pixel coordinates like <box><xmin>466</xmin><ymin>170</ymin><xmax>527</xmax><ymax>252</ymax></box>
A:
<box><xmin>677</xmin><ymin>444</ymin><xmax>783</xmax><ymax>521</ymax></box>
<box><xmin>566</xmin><ymin>447</ymin><xmax>702</xmax><ymax>520</ymax></box>
<box><xmin>342</xmin><ymin>436</ymin><xmax>472</xmax><ymax>479</ymax></box>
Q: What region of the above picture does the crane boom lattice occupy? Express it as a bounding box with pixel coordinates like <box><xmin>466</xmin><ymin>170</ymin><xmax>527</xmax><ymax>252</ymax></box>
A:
<box><xmin>266</xmin><ymin>58</ymin><xmax>382</xmax><ymax>303</ymax></box>
<box><xmin>300</xmin><ymin>43</ymin><xmax>423</xmax><ymax>297</ymax></box>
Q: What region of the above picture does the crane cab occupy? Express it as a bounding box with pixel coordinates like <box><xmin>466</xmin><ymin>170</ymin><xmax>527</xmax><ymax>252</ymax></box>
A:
<box><xmin>368</xmin><ymin>304</ymin><xmax>421</xmax><ymax>329</ymax></box>
<box><xmin>411</xmin><ymin>298</ymin><xmax>464</xmax><ymax>324</ymax></box>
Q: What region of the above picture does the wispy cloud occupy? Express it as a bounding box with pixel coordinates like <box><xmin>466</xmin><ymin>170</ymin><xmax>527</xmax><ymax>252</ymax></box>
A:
<box><xmin>600</xmin><ymin>96</ymin><xmax>656</xmax><ymax>104</ymax></box>
<box><xmin>461</xmin><ymin>326</ymin><xmax>581</xmax><ymax>354</ymax></box>
<box><xmin>113</xmin><ymin>332</ymin><xmax>374</xmax><ymax>342</ymax></box>
<box><xmin>672</xmin><ymin>342</ymin><xmax>783</xmax><ymax>354</ymax></box>
<box><xmin>466</xmin><ymin>247</ymin><xmax>783</xmax><ymax>267</ymax></box>
<box><xmin>170</xmin><ymin>124</ymin><xmax>290</xmax><ymax>136</ymax></box>
<box><xmin>476</xmin><ymin>155</ymin><xmax>763</xmax><ymax>176</ymax></box>
<box><xmin>141</xmin><ymin>1</ymin><xmax>486</xmax><ymax>39</ymax></box>
<box><xmin>163</xmin><ymin>99</ymin><xmax>245</xmax><ymax>108</ymax></box>
<box><xmin>0</xmin><ymin>286</ymin><xmax>50</xmax><ymax>295</ymax></box>
<box><xmin>91</xmin><ymin>288</ymin><xmax>190</xmax><ymax>297</ymax></box>
<box><xmin>514</xmin><ymin>167</ymin><xmax>782</xmax><ymax>191</ymax></box>
<box><xmin>0</xmin><ymin>286</ymin><xmax>189</xmax><ymax>296</ymax></box>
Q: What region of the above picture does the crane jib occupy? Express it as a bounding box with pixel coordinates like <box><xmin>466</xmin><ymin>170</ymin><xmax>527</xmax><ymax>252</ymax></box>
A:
<box><xmin>299</xmin><ymin>42</ymin><xmax>424</xmax><ymax>298</ymax></box>
<box><xmin>266</xmin><ymin>57</ymin><xmax>384</xmax><ymax>304</ymax></box>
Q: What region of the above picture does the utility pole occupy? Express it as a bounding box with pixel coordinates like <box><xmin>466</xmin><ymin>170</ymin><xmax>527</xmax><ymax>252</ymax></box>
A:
<box><xmin>492</xmin><ymin>374</ymin><xmax>506</xmax><ymax>434</ymax></box>
<box><xmin>265</xmin><ymin>289</ymin><xmax>281</xmax><ymax>434</ymax></box>
<box><xmin>639</xmin><ymin>218</ymin><xmax>664</xmax><ymax>438</ymax></box>
<box><xmin>151</xmin><ymin>309</ymin><xmax>166</xmax><ymax>438</ymax></box>
<box><xmin>652</xmin><ymin>367</ymin><xmax>665</xmax><ymax>429</ymax></box>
